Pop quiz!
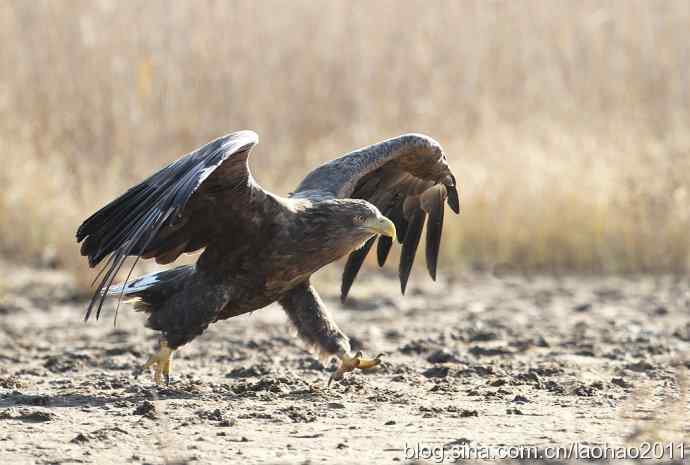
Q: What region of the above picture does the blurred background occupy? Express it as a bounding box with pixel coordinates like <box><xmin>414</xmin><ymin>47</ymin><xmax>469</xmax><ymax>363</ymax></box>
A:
<box><xmin>1</xmin><ymin>0</ymin><xmax>689</xmax><ymax>288</ymax></box>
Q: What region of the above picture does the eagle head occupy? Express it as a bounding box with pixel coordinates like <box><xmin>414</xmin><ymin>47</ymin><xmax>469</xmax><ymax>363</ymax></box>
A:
<box><xmin>326</xmin><ymin>199</ymin><xmax>396</xmax><ymax>244</ymax></box>
<box><xmin>302</xmin><ymin>199</ymin><xmax>396</xmax><ymax>255</ymax></box>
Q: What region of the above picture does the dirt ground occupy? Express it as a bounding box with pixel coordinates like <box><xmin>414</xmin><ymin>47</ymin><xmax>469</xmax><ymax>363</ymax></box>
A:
<box><xmin>1</xmin><ymin>261</ymin><xmax>690</xmax><ymax>465</ymax></box>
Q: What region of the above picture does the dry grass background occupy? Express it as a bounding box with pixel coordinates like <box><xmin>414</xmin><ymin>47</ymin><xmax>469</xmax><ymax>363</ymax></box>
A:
<box><xmin>1</xmin><ymin>0</ymin><xmax>690</xmax><ymax>286</ymax></box>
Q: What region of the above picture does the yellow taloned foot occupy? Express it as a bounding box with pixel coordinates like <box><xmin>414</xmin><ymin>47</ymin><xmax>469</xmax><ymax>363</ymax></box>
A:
<box><xmin>328</xmin><ymin>351</ymin><xmax>383</xmax><ymax>386</ymax></box>
<box><xmin>142</xmin><ymin>340</ymin><xmax>174</xmax><ymax>385</ymax></box>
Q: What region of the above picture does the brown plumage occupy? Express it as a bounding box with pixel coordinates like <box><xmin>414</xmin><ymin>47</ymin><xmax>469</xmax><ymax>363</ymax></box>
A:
<box><xmin>76</xmin><ymin>130</ymin><xmax>459</xmax><ymax>381</ymax></box>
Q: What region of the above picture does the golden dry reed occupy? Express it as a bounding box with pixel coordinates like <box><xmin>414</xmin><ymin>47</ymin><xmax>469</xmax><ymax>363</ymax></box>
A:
<box><xmin>1</xmin><ymin>0</ymin><xmax>689</xmax><ymax>284</ymax></box>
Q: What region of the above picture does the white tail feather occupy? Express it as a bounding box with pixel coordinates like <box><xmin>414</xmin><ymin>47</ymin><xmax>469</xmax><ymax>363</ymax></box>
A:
<box><xmin>105</xmin><ymin>272</ymin><xmax>161</xmax><ymax>296</ymax></box>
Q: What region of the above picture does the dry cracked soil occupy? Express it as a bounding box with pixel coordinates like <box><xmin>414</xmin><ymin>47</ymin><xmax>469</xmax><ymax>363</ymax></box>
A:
<box><xmin>1</xmin><ymin>261</ymin><xmax>690</xmax><ymax>464</ymax></box>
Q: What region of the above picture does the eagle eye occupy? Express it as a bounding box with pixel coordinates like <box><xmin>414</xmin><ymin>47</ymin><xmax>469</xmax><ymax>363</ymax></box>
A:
<box><xmin>353</xmin><ymin>215</ymin><xmax>366</xmax><ymax>225</ymax></box>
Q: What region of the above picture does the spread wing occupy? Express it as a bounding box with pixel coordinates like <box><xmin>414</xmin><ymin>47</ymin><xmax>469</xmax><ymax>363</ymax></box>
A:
<box><xmin>76</xmin><ymin>130</ymin><xmax>266</xmax><ymax>320</ymax></box>
<box><xmin>294</xmin><ymin>133</ymin><xmax>460</xmax><ymax>300</ymax></box>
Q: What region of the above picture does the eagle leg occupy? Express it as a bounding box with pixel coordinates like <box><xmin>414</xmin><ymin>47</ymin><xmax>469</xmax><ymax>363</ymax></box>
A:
<box><xmin>140</xmin><ymin>340</ymin><xmax>174</xmax><ymax>385</ymax></box>
<box><xmin>278</xmin><ymin>282</ymin><xmax>384</xmax><ymax>385</ymax></box>
<box><xmin>328</xmin><ymin>351</ymin><xmax>383</xmax><ymax>386</ymax></box>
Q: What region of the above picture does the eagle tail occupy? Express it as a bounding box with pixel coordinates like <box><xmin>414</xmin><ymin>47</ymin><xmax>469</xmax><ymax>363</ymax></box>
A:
<box><xmin>102</xmin><ymin>265</ymin><xmax>194</xmax><ymax>314</ymax></box>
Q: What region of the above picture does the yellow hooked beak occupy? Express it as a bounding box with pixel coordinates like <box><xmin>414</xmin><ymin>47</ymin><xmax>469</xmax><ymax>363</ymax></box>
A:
<box><xmin>364</xmin><ymin>216</ymin><xmax>397</xmax><ymax>242</ymax></box>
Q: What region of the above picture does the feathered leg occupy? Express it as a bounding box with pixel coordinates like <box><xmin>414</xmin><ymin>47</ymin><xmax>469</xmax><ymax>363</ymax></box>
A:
<box><xmin>278</xmin><ymin>282</ymin><xmax>382</xmax><ymax>385</ymax></box>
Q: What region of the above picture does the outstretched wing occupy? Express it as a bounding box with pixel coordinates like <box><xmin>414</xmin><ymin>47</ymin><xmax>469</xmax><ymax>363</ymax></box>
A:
<box><xmin>77</xmin><ymin>130</ymin><xmax>265</xmax><ymax>320</ymax></box>
<box><xmin>294</xmin><ymin>133</ymin><xmax>460</xmax><ymax>300</ymax></box>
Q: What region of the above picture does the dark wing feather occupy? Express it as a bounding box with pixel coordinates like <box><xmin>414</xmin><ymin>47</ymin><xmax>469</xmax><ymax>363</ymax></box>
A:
<box><xmin>295</xmin><ymin>133</ymin><xmax>459</xmax><ymax>299</ymax></box>
<box><xmin>340</xmin><ymin>237</ymin><xmax>376</xmax><ymax>302</ymax></box>
<box><xmin>445</xmin><ymin>177</ymin><xmax>460</xmax><ymax>214</ymax></box>
<box><xmin>386</xmin><ymin>199</ymin><xmax>409</xmax><ymax>245</ymax></box>
<box><xmin>376</xmin><ymin>235</ymin><xmax>393</xmax><ymax>267</ymax></box>
<box><xmin>422</xmin><ymin>186</ymin><xmax>445</xmax><ymax>281</ymax></box>
<box><xmin>399</xmin><ymin>209</ymin><xmax>426</xmax><ymax>294</ymax></box>
<box><xmin>76</xmin><ymin>130</ymin><xmax>263</xmax><ymax>320</ymax></box>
